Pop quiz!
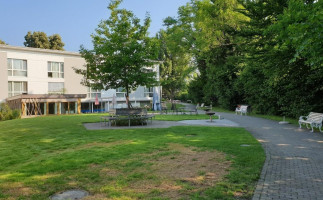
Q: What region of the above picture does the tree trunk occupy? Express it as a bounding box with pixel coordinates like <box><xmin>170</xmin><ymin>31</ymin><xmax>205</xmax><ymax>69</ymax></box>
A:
<box><xmin>170</xmin><ymin>93</ymin><xmax>176</xmax><ymax>110</ymax></box>
<box><xmin>126</xmin><ymin>87</ymin><xmax>132</xmax><ymax>109</ymax></box>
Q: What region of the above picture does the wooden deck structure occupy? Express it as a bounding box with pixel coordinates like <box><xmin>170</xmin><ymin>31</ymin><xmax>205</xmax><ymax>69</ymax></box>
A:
<box><xmin>6</xmin><ymin>94</ymin><xmax>86</xmax><ymax>118</ymax></box>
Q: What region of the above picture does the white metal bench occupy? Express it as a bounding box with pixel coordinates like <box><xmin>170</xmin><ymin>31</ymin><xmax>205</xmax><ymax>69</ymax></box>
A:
<box><xmin>235</xmin><ymin>105</ymin><xmax>248</xmax><ymax>115</ymax></box>
<box><xmin>299</xmin><ymin>112</ymin><xmax>323</xmax><ymax>132</ymax></box>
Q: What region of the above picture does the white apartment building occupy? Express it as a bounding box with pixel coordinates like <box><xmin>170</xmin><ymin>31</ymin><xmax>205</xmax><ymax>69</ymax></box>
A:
<box><xmin>0</xmin><ymin>45</ymin><xmax>161</xmax><ymax>117</ymax></box>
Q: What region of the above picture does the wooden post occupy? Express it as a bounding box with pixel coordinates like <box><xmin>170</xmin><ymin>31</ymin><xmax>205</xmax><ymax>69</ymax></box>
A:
<box><xmin>57</xmin><ymin>103</ymin><xmax>60</xmax><ymax>115</ymax></box>
<box><xmin>46</xmin><ymin>102</ymin><xmax>49</xmax><ymax>115</ymax></box>
<box><xmin>34</xmin><ymin>100</ymin><xmax>38</xmax><ymax>116</ymax></box>
<box><xmin>77</xmin><ymin>99</ymin><xmax>81</xmax><ymax>114</ymax></box>
<box><xmin>21</xmin><ymin>102</ymin><xmax>26</xmax><ymax>117</ymax></box>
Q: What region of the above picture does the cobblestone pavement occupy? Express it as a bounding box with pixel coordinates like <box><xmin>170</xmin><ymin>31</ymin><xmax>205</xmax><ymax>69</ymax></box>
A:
<box><xmin>215</xmin><ymin>111</ymin><xmax>323</xmax><ymax>200</ymax></box>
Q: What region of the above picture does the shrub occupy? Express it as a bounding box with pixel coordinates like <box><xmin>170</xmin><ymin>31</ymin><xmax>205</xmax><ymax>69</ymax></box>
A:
<box><xmin>0</xmin><ymin>103</ymin><xmax>21</xmax><ymax>121</ymax></box>
<box><xmin>12</xmin><ymin>109</ymin><xmax>21</xmax><ymax>119</ymax></box>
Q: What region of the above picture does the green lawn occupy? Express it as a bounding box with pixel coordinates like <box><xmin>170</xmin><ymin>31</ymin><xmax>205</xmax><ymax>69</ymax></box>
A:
<box><xmin>0</xmin><ymin>114</ymin><xmax>264</xmax><ymax>200</ymax></box>
<box><xmin>165</xmin><ymin>102</ymin><xmax>185</xmax><ymax>110</ymax></box>
<box><xmin>154</xmin><ymin>114</ymin><xmax>211</xmax><ymax>121</ymax></box>
<box><xmin>211</xmin><ymin>106</ymin><xmax>299</xmax><ymax>125</ymax></box>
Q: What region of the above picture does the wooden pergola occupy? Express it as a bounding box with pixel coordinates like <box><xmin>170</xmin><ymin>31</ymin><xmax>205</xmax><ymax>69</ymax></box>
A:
<box><xmin>6</xmin><ymin>94</ymin><xmax>86</xmax><ymax>118</ymax></box>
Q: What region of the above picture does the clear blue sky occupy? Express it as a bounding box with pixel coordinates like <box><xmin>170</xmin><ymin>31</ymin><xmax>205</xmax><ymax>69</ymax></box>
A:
<box><xmin>0</xmin><ymin>0</ymin><xmax>190</xmax><ymax>52</ymax></box>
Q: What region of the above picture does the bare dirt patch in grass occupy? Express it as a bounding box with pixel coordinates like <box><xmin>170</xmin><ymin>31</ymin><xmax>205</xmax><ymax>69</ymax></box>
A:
<box><xmin>1</xmin><ymin>182</ymin><xmax>37</xmax><ymax>198</ymax></box>
<box><xmin>126</xmin><ymin>143</ymin><xmax>231</xmax><ymax>199</ymax></box>
<box><xmin>75</xmin><ymin>143</ymin><xmax>231</xmax><ymax>199</ymax></box>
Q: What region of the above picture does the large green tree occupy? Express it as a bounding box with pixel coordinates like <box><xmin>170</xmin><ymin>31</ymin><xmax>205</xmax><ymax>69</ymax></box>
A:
<box><xmin>184</xmin><ymin>0</ymin><xmax>247</xmax><ymax>108</ymax></box>
<box><xmin>0</xmin><ymin>39</ymin><xmax>6</xmax><ymax>45</ymax></box>
<box><xmin>75</xmin><ymin>0</ymin><xmax>157</xmax><ymax>108</ymax></box>
<box><xmin>157</xmin><ymin>16</ymin><xmax>194</xmax><ymax>109</ymax></box>
<box><xmin>24</xmin><ymin>31</ymin><xmax>65</xmax><ymax>50</ymax></box>
<box><xmin>237</xmin><ymin>0</ymin><xmax>323</xmax><ymax>117</ymax></box>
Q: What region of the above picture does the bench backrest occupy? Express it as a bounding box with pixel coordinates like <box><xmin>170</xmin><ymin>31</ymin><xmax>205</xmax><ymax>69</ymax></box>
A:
<box><xmin>236</xmin><ymin>105</ymin><xmax>248</xmax><ymax>112</ymax></box>
<box><xmin>161</xmin><ymin>102</ymin><xmax>167</xmax><ymax>108</ymax></box>
<box><xmin>109</xmin><ymin>109</ymin><xmax>116</xmax><ymax>115</ymax></box>
<box><xmin>307</xmin><ymin>112</ymin><xmax>323</xmax><ymax>123</ymax></box>
<box><xmin>116</xmin><ymin>108</ymin><xmax>147</xmax><ymax>116</ymax></box>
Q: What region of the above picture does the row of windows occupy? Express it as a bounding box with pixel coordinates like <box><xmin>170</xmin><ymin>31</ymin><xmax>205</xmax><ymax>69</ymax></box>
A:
<box><xmin>7</xmin><ymin>58</ymin><xmax>64</xmax><ymax>78</ymax></box>
<box><xmin>87</xmin><ymin>87</ymin><xmax>153</xmax><ymax>98</ymax></box>
<box><xmin>7</xmin><ymin>81</ymin><xmax>64</xmax><ymax>97</ymax></box>
<box><xmin>7</xmin><ymin>81</ymin><xmax>154</xmax><ymax>98</ymax></box>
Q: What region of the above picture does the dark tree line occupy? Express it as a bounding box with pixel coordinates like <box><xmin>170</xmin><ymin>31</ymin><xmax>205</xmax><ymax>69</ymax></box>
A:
<box><xmin>163</xmin><ymin>0</ymin><xmax>322</xmax><ymax>118</ymax></box>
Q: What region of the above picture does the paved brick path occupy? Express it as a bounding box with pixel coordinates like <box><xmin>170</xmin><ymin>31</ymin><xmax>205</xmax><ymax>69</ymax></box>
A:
<box><xmin>216</xmin><ymin>112</ymin><xmax>323</xmax><ymax>200</ymax></box>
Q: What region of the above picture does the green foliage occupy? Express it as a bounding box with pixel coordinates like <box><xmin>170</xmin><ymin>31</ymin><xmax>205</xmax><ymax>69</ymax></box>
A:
<box><xmin>185</xmin><ymin>0</ymin><xmax>247</xmax><ymax>108</ymax></box>
<box><xmin>76</xmin><ymin>0</ymin><xmax>157</xmax><ymax>108</ymax></box>
<box><xmin>236</xmin><ymin>0</ymin><xmax>323</xmax><ymax>117</ymax></box>
<box><xmin>157</xmin><ymin>17</ymin><xmax>195</xmax><ymax>101</ymax></box>
<box><xmin>0</xmin><ymin>103</ymin><xmax>20</xmax><ymax>121</ymax></box>
<box><xmin>24</xmin><ymin>31</ymin><xmax>50</xmax><ymax>49</ymax></box>
<box><xmin>271</xmin><ymin>0</ymin><xmax>323</xmax><ymax>67</ymax></box>
<box><xmin>24</xmin><ymin>31</ymin><xmax>65</xmax><ymax>50</ymax></box>
<box><xmin>183</xmin><ymin>0</ymin><xmax>323</xmax><ymax>117</ymax></box>
<box><xmin>49</xmin><ymin>34</ymin><xmax>65</xmax><ymax>50</ymax></box>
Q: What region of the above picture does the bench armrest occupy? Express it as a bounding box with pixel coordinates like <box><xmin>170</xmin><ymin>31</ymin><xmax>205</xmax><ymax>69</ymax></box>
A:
<box><xmin>299</xmin><ymin>116</ymin><xmax>307</xmax><ymax>120</ymax></box>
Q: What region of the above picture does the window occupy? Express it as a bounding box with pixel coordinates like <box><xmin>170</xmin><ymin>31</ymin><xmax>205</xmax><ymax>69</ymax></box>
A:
<box><xmin>48</xmin><ymin>62</ymin><xmax>64</xmax><ymax>78</ymax></box>
<box><xmin>144</xmin><ymin>87</ymin><xmax>154</xmax><ymax>97</ymax></box>
<box><xmin>116</xmin><ymin>87</ymin><xmax>126</xmax><ymax>98</ymax></box>
<box><xmin>48</xmin><ymin>82</ymin><xmax>64</xmax><ymax>94</ymax></box>
<box><xmin>87</xmin><ymin>87</ymin><xmax>101</xmax><ymax>98</ymax></box>
<box><xmin>7</xmin><ymin>59</ymin><xmax>27</xmax><ymax>77</ymax></box>
<box><xmin>8</xmin><ymin>81</ymin><xmax>27</xmax><ymax>97</ymax></box>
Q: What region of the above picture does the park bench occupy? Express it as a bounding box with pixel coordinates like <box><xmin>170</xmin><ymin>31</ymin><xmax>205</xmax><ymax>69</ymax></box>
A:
<box><xmin>101</xmin><ymin>108</ymin><xmax>154</xmax><ymax>127</ymax></box>
<box><xmin>299</xmin><ymin>112</ymin><xmax>323</xmax><ymax>132</ymax></box>
<box><xmin>198</xmin><ymin>103</ymin><xmax>212</xmax><ymax>111</ymax></box>
<box><xmin>160</xmin><ymin>102</ymin><xmax>168</xmax><ymax>114</ymax></box>
<box><xmin>184</xmin><ymin>104</ymin><xmax>198</xmax><ymax>115</ymax></box>
<box><xmin>235</xmin><ymin>105</ymin><xmax>248</xmax><ymax>115</ymax></box>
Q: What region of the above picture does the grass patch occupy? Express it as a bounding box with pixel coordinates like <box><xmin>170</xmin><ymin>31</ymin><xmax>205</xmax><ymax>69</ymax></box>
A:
<box><xmin>248</xmin><ymin>113</ymin><xmax>298</xmax><ymax>125</ymax></box>
<box><xmin>0</xmin><ymin>114</ymin><xmax>264</xmax><ymax>199</ymax></box>
<box><xmin>211</xmin><ymin>106</ymin><xmax>299</xmax><ymax>125</ymax></box>
<box><xmin>166</xmin><ymin>103</ymin><xmax>185</xmax><ymax>110</ymax></box>
<box><xmin>154</xmin><ymin>114</ymin><xmax>211</xmax><ymax>121</ymax></box>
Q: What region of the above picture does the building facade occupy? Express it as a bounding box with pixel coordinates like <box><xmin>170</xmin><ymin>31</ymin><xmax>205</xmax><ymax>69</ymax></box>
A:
<box><xmin>0</xmin><ymin>45</ymin><xmax>161</xmax><ymax>116</ymax></box>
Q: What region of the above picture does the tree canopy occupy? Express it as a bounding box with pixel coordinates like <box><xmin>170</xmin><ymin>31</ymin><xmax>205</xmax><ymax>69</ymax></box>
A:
<box><xmin>49</xmin><ymin>34</ymin><xmax>65</xmax><ymax>50</ymax></box>
<box><xmin>0</xmin><ymin>39</ymin><xmax>6</xmax><ymax>45</ymax></box>
<box><xmin>161</xmin><ymin>0</ymin><xmax>323</xmax><ymax>117</ymax></box>
<box><xmin>75</xmin><ymin>0</ymin><xmax>157</xmax><ymax>108</ymax></box>
<box><xmin>24</xmin><ymin>31</ymin><xmax>65</xmax><ymax>50</ymax></box>
<box><xmin>157</xmin><ymin>15</ymin><xmax>195</xmax><ymax>108</ymax></box>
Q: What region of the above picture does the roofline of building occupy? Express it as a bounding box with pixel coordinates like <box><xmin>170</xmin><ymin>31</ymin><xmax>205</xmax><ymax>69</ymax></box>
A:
<box><xmin>0</xmin><ymin>44</ymin><xmax>81</xmax><ymax>57</ymax></box>
<box><xmin>6</xmin><ymin>94</ymin><xmax>87</xmax><ymax>101</ymax></box>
